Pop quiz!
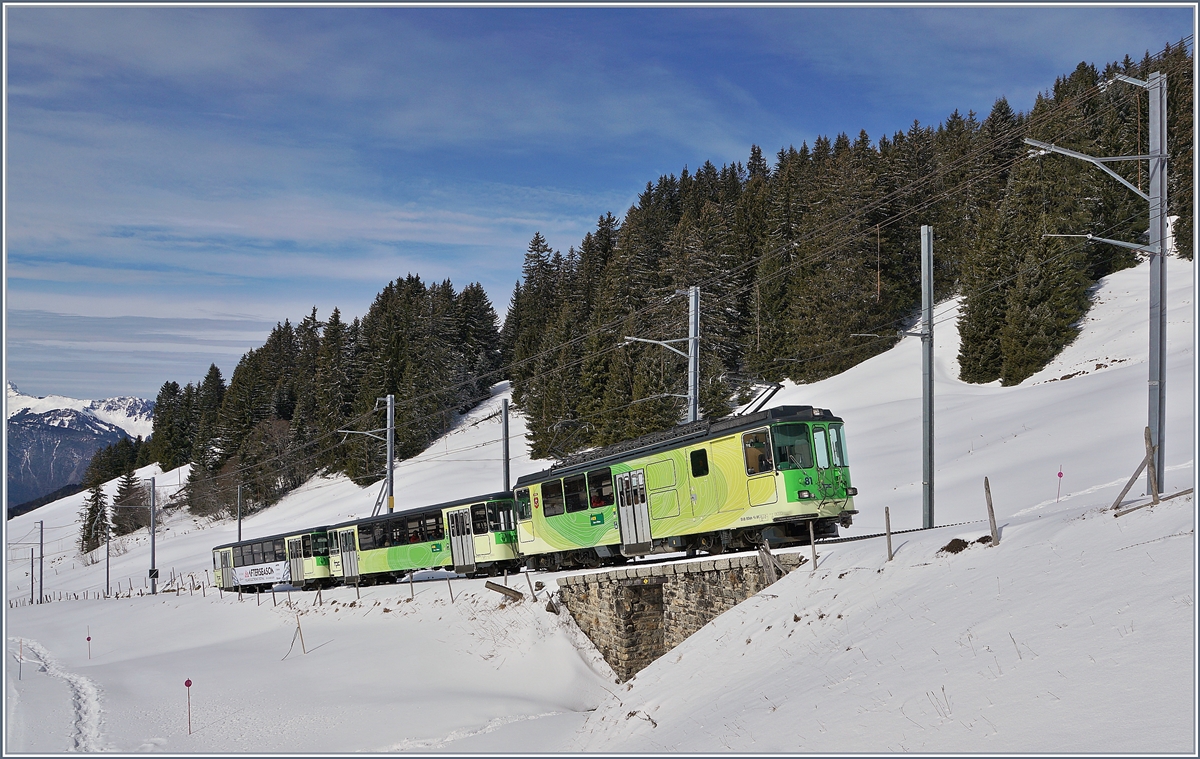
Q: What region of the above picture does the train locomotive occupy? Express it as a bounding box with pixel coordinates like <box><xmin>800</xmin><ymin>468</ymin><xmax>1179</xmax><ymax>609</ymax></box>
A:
<box><xmin>213</xmin><ymin>405</ymin><xmax>857</xmax><ymax>591</ymax></box>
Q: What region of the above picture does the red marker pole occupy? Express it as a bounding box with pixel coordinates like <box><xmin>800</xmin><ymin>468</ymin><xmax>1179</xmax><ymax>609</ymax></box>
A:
<box><xmin>1057</xmin><ymin>466</ymin><xmax>1064</xmax><ymax>503</ymax></box>
<box><xmin>184</xmin><ymin>679</ymin><xmax>192</xmax><ymax>734</ymax></box>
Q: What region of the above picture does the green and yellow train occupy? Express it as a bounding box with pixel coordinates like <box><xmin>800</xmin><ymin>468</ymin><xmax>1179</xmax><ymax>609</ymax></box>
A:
<box><xmin>213</xmin><ymin>405</ymin><xmax>856</xmax><ymax>590</ymax></box>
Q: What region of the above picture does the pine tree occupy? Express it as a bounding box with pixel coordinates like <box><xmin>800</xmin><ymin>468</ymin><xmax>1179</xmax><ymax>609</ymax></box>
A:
<box><xmin>78</xmin><ymin>482</ymin><xmax>110</xmax><ymax>555</ymax></box>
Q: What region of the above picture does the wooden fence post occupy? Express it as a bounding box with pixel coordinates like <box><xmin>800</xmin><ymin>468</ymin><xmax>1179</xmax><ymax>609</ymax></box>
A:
<box><xmin>885</xmin><ymin>506</ymin><xmax>893</xmax><ymax>561</ymax></box>
<box><xmin>985</xmin><ymin>477</ymin><xmax>999</xmax><ymax>546</ymax></box>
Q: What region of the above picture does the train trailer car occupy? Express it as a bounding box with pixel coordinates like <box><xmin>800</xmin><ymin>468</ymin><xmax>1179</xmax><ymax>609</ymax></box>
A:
<box><xmin>212</xmin><ymin>526</ymin><xmax>332</xmax><ymax>591</ymax></box>
<box><xmin>327</xmin><ymin>492</ymin><xmax>520</xmax><ymax>585</ymax></box>
<box><xmin>514</xmin><ymin>405</ymin><xmax>857</xmax><ymax>569</ymax></box>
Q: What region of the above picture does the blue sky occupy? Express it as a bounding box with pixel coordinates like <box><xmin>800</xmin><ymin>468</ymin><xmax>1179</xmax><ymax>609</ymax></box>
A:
<box><xmin>3</xmin><ymin>5</ymin><xmax>1193</xmax><ymax>400</ymax></box>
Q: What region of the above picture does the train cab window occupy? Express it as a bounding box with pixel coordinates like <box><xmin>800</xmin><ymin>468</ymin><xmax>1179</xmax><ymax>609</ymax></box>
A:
<box><xmin>488</xmin><ymin>501</ymin><xmax>514</xmax><ymax>531</ymax></box>
<box><xmin>690</xmin><ymin>449</ymin><xmax>710</xmax><ymax>478</ymax></box>
<box><xmin>424</xmin><ymin>513</ymin><xmax>444</xmax><ymax>541</ymax></box>
<box><xmin>542</xmin><ymin>480</ymin><xmax>565</xmax><ymax>517</ymax></box>
<box><xmin>563</xmin><ymin>475</ymin><xmax>588</xmax><ymax>513</ymax></box>
<box><xmin>587</xmin><ymin>469</ymin><xmax>614</xmax><ymax>509</ymax></box>
<box><xmin>471</xmin><ymin>504</ymin><xmax>489</xmax><ymax>534</ymax></box>
<box><xmin>313</xmin><ymin>533</ymin><xmax>329</xmax><ymax>557</ymax></box>
<box><xmin>773</xmin><ymin>423</ymin><xmax>814</xmax><ymax>470</ymax></box>
<box><xmin>743</xmin><ymin>431</ymin><xmax>774</xmax><ymax>475</ymax></box>
<box><xmin>813</xmin><ymin>427</ymin><xmax>831</xmax><ymax>469</ymax></box>
<box><xmin>302</xmin><ymin>534</ymin><xmax>313</xmax><ymax>558</ymax></box>
<box><xmin>829</xmin><ymin>424</ymin><xmax>848</xmax><ymax>467</ymax></box>
<box><xmin>515</xmin><ymin>488</ymin><xmax>532</xmax><ymax>521</ymax></box>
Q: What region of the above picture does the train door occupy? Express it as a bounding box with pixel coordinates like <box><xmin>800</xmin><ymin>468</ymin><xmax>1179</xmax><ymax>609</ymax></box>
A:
<box><xmin>448</xmin><ymin>508</ymin><xmax>476</xmax><ymax>574</ymax></box>
<box><xmin>339</xmin><ymin>529</ymin><xmax>359</xmax><ymax>581</ymax></box>
<box><xmin>287</xmin><ymin>538</ymin><xmax>304</xmax><ymax>586</ymax></box>
<box><xmin>615</xmin><ymin>469</ymin><xmax>651</xmax><ymax>555</ymax></box>
<box><xmin>218</xmin><ymin>549</ymin><xmax>234</xmax><ymax>590</ymax></box>
<box><xmin>743</xmin><ymin>429</ymin><xmax>779</xmax><ymax>507</ymax></box>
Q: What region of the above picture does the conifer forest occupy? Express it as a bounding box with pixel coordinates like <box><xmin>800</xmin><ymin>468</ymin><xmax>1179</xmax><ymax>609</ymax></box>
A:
<box><xmin>125</xmin><ymin>43</ymin><xmax>1192</xmax><ymax>520</ymax></box>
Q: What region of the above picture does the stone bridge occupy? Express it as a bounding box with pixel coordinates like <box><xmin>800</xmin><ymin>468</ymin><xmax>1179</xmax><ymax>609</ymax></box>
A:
<box><xmin>556</xmin><ymin>550</ymin><xmax>807</xmax><ymax>682</ymax></box>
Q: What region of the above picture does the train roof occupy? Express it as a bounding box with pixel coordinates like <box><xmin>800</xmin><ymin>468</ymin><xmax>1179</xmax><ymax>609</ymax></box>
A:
<box><xmin>325</xmin><ymin>491</ymin><xmax>514</xmax><ymax>531</ymax></box>
<box><xmin>514</xmin><ymin>405</ymin><xmax>843</xmax><ymax>486</ymax></box>
<box><xmin>212</xmin><ymin>525</ymin><xmax>331</xmax><ymax>551</ymax></box>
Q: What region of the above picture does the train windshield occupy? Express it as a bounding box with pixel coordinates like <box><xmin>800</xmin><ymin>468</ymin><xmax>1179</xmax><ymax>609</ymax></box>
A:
<box><xmin>772</xmin><ymin>423</ymin><xmax>814</xmax><ymax>470</ymax></box>
<box><xmin>828</xmin><ymin>424</ymin><xmax>848</xmax><ymax>466</ymax></box>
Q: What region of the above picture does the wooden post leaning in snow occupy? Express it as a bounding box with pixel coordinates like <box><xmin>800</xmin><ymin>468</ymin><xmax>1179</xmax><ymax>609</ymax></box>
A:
<box><xmin>485</xmin><ymin>581</ymin><xmax>524</xmax><ymax>601</ymax></box>
<box><xmin>1144</xmin><ymin>426</ymin><xmax>1160</xmax><ymax>504</ymax></box>
<box><xmin>296</xmin><ymin>612</ymin><xmax>307</xmax><ymax>655</ymax></box>
<box><xmin>408</xmin><ymin>572</ymin><xmax>414</xmax><ymax>600</ymax></box>
<box><xmin>525</xmin><ymin>571</ymin><xmax>538</xmax><ymax>600</ymax></box>
<box><xmin>985</xmin><ymin>477</ymin><xmax>999</xmax><ymax>547</ymax></box>
<box><xmin>1111</xmin><ymin>429</ymin><xmax>1159</xmax><ymax>511</ymax></box>
<box><xmin>446</xmin><ymin>576</ymin><xmax>455</xmax><ymax>603</ymax></box>
<box><xmin>885</xmin><ymin>506</ymin><xmax>893</xmax><ymax>561</ymax></box>
<box><xmin>757</xmin><ymin>546</ymin><xmax>779</xmax><ymax>583</ymax></box>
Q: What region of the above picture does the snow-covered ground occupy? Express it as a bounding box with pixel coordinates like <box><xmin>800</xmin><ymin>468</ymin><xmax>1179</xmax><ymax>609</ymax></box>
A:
<box><xmin>4</xmin><ymin>256</ymin><xmax>1195</xmax><ymax>753</ymax></box>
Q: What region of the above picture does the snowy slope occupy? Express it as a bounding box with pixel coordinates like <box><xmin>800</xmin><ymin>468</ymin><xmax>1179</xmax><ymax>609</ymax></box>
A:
<box><xmin>3</xmin><ymin>257</ymin><xmax>1195</xmax><ymax>753</ymax></box>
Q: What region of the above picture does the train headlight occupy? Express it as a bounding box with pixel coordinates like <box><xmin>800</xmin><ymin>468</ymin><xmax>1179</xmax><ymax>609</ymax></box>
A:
<box><xmin>846</xmin><ymin>487</ymin><xmax>858</xmax><ymax>496</ymax></box>
<box><xmin>798</xmin><ymin>490</ymin><xmax>813</xmax><ymax>499</ymax></box>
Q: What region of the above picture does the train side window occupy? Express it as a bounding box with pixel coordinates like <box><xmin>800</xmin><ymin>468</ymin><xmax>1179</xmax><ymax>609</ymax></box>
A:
<box><xmin>586</xmin><ymin>469</ymin><xmax>614</xmax><ymax>508</ymax></box>
<box><xmin>251</xmin><ymin>543</ymin><xmax>263</xmax><ymax>565</ymax></box>
<box><xmin>690</xmin><ymin>449</ymin><xmax>709</xmax><ymax>477</ymax></box>
<box><xmin>329</xmin><ymin>534</ymin><xmax>340</xmax><ymax>556</ymax></box>
<box><xmin>425</xmin><ymin>513</ymin><xmax>444</xmax><ymax>541</ymax></box>
<box><xmin>564</xmin><ymin>475</ymin><xmax>588</xmax><ymax>513</ymax></box>
<box><xmin>358</xmin><ymin>524</ymin><xmax>376</xmax><ymax>551</ymax></box>
<box><xmin>542</xmin><ymin>480</ymin><xmax>565</xmax><ymax>517</ymax></box>
<box><xmin>471</xmin><ymin>504</ymin><xmax>489</xmax><ymax>534</ymax></box>
<box><xmin>489</xmin><ymin>501</ymin><xmax>514</xmax><ymax>531</ymax></box>
<box><xmin>233</xmin><ymin>546</ymin><xmax>244</xmax><ymax>567</ymax></box>
<box><xmin>515</xmin><ymin>488</ymin><xmax>532</xmax><ymax>520</ymax></box>
<box><xmin>829</xmin><ymin>424</ymin><xmax>848</xmax><ymax>466</ymax></box>
<box><xmin>813</xmin><ymin>427</ymin><xmax>831</xmax><ymax>469</ymax></box>
<box><xmin>406</xmin><ymin>516</ymin><xmax>424</xmax><ymax>543</ymax></box>
<box><xmin>314</xmin><ymin>533</ymin><xmax>329</xmax><ymax>557</ymax></box>
<box><xmin>274</xmin><ymin>539</ymin><xmax>286</xmax><ymax>560</ymax></box>
<box><xmin>302</xmin><ymin>534</ymin><xmax>313</xmax><ymax>558</ymax></box>
<box><xmin>743</xmin><ymin>431</ymin><xmax>773</xmax><ymax>475</ymax></box>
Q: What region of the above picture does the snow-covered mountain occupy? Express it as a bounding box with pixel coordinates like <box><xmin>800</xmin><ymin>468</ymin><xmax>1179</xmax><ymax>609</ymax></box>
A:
<box><xmin>5</xmin><ymin>383</ymin><xmax>154</xmax><ymax>509</ymax></box>
<box><xmin>6</xmin><ymin>383</ymin><xmax>154</xmax><ymax>439</ymax></box>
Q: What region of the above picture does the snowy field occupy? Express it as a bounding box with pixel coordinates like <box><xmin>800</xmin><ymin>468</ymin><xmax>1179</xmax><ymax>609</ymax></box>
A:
<box><xmin>4</xmin><ymin>255</ymin><xmax>1195</xmax><ymax>753</ymax></box>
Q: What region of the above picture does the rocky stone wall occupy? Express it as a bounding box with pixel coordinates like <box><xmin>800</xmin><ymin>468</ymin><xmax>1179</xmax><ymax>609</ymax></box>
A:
<box><xmin>557</xmin><ymin>551</ymin><xmax>806</xmax><ymax>681</ymax></box>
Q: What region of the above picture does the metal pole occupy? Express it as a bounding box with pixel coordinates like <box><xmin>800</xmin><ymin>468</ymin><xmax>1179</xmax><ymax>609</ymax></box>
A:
<box><xmin>1147</xmin><ymin>71</ymin><xmax>1168</xmax><ymax>492</ymax></box>
<box><xmin>38</xmin><ymin>521</ymin><xmax>44</xmax><ymax>604</ymax></box>
<box><xmin>106</xmin><ymin>536</ymin><xmax>110</xmax><ymax>598</ymax></box>
<box><xmin>921</xmin><ymin>225</ymin><xmax>934</xmax><ymax>529</ymax></box>
<box><xmin>150</xmin><ymin>477</ymin><xmax>157</xmax><ymax>595</ymax></box>
<box><xmin>386</xmin><ymin>394</ymin><xmax>395</xmax><ymax>513</ymax></box>
<box><xmin>502</xmin><ymin>398</ymin><xmax>511</xmax><ymax>491</ymax></box>
<box><xmin>688</xmin><ymin>286</ymin><xmax>700</xmax><ymax>423</ymax></box>
<box><xmin>30</xmin><ymin>549</ymin><xmax>35</xmax><ymax>604</ymax></box>
<box><xmin>237</xmin><ymin>484</ymin><xmax>242</xmax><ymax>542</ymax></box>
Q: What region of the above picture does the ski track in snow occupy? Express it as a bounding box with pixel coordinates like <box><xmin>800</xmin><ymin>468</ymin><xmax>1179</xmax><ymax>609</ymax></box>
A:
<box><xmin>381</xmin><ymin>711</ymin><xmax>566</xmax><ymax>750</ymax></box>
<box><xmin>10</xmin><ymin>637</ymin><xmax>106</xmax><ymax>752</ymax></box>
